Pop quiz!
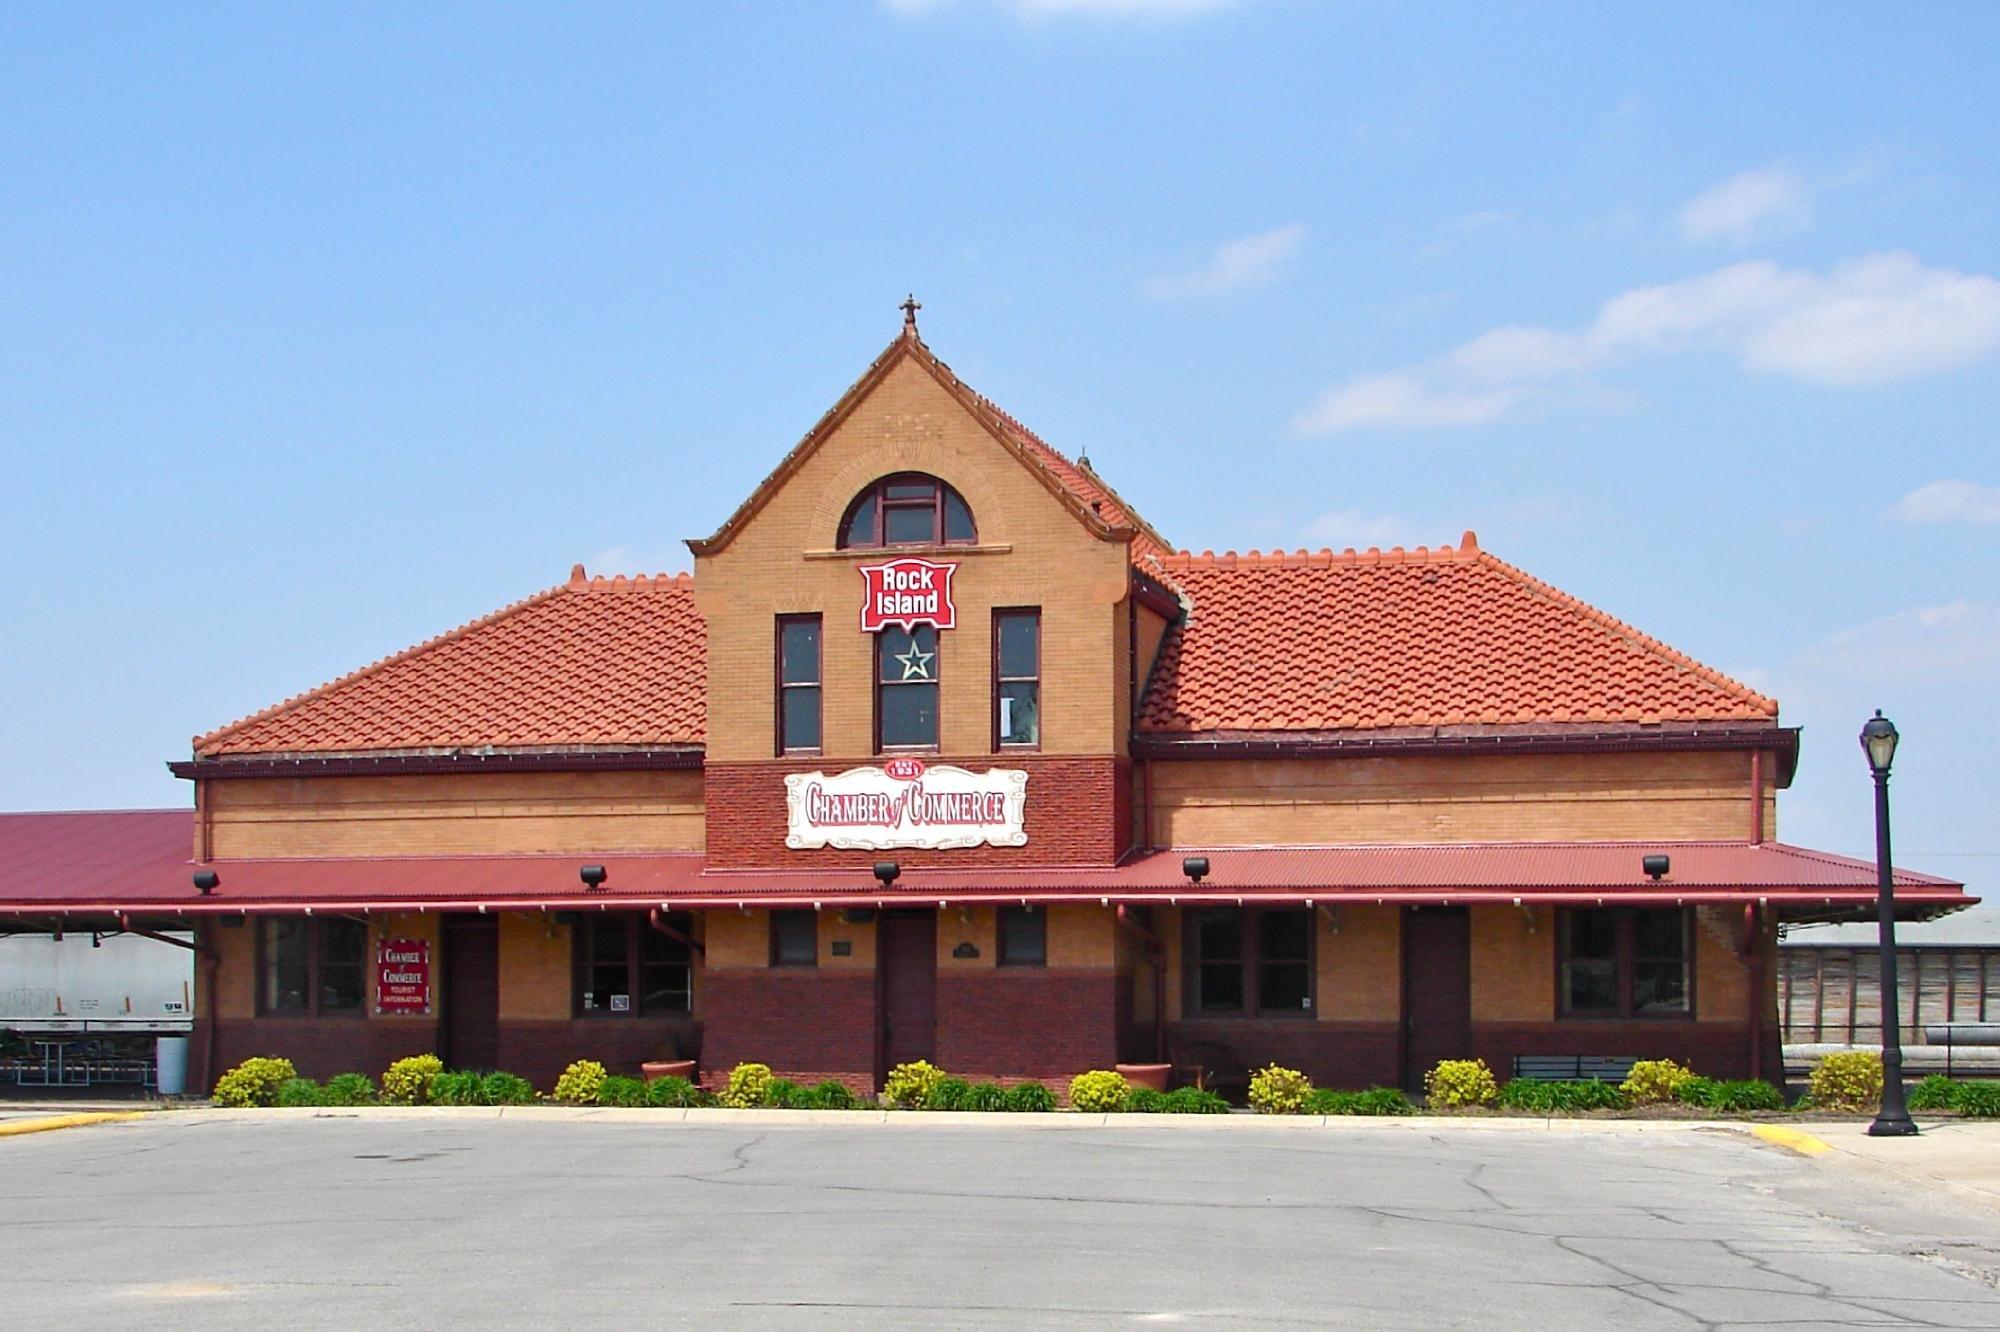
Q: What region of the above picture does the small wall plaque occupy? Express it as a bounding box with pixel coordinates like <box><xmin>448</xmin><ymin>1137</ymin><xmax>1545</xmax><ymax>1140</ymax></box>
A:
<box><xmin>952</xmin><ymin>942</ymin><xmax>980</xmax><ymax>959</ymax></box>
<box><xmin>831</xmin><ymin>939</ymin><xmax>853</xmax><ymax>957</ymax></box>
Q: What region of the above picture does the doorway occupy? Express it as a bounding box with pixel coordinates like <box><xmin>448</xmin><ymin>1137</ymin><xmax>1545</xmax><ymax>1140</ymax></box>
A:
<box><xmin>443</xmin><ymin>915</ymin><xmax>500</xmax><ymax>1072</ymax></box>
<box><xmin>878</xmin><ymin>909</ymin><xmax>937</xmax><ymax>1079</ymax></box>
<box><xmin>1402</xmin><ymin>907</ymin><xmax>1472</xmax><ymax>1093</ymax></box>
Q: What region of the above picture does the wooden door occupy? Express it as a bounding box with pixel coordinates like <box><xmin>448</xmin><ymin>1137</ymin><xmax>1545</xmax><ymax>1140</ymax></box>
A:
<box><xmin>1402</xmin><ymin>907</ymin><xmax>1472</xmax><ymax>1093</ymax></box>
<box><xmin>879</xmin><ymin>910</ymin><xmax>937</xmax><ymax>1076</ymax></box>
<box><xmin>443</xmin><ymin>916</ymin><xmax>500</xmax><ymax>1072</ymax></box>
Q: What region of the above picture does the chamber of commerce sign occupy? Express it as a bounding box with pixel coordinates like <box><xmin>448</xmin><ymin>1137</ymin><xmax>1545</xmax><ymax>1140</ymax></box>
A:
<box><xmin>785</xmin><ymin>761</ymin><xmax>1027</xmax><ymax>851</ymax></box>
<box><xmin>376</xmin><ymin>937</ymin><xmax>431</xmax><ymax>1014</ymax></box>
<box><xmin>858</xmin><ymin>557</ymin><xmax>958</xmax><ymax>633</ymax></box>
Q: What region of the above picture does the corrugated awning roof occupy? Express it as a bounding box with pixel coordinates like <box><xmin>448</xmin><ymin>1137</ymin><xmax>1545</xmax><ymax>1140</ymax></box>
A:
<box><xmin>0</xmin><ymin>824</ymin><xmax>1969</xmax><ymax>923</ymax></box>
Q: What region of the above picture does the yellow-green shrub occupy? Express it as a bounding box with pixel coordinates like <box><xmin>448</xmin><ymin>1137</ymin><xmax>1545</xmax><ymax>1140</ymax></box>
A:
<box><xmin>882</xmin><ymin>1060</ymin><xmax>945</xmax><ymax>1110</ymax></box>
<box><xmin>1424</xmin><ymin>1058</ymin><xmax>1499</xmax><ymax>1109</ymax></box>
<box><xmin>1067</xmin><ymin>1069</ymin><xmax>1129</xmax><ymax>1112</ymax></box>
<box><xmin>1621</xmin><ymin>1059</ymin><xmax>1697</xmax><ymax>1106</ymax></box>
<box><xmin>553</xmin><ymin>1059</ymin><xmax>609</xmax><ymax>1106</ymax></box>
<box><xmin>380</xmin><ymin>1054</ymin><xmax>444</xmax><ymax>1105</ymax></box>
<box><xmin>1808</xmin><ymin>1051</ymin><xmax>1883</xmax><ymax>1111</ymax></box>
<box><xmin>1247</xmin><ymin>1064</ymin><xmax>1313</xmax><ymax>1114</ymax></box>
<box><xmin>718</xmin><ymin>1061</ymin><xmax>774</xmax><ymax>1109</ymax></box>
<box><xmin>212</xmin><ymin>1056</ymin><xmax>297</xmax><ymax>1108</ymax></box>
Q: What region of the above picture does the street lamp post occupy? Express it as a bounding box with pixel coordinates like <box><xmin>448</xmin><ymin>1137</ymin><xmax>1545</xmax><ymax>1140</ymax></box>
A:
<box><xmin>1862</xmin><ymin>710</ymin><xmax>1917</xmax><ymax>1137</ymax></box>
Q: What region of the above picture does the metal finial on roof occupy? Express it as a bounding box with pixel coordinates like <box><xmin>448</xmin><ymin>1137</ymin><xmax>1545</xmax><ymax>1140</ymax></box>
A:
<box><xmin>1078</xmin><ymin>448</ymin><xmax>1091</xmax><ymax>468</ymax></box>
<box><xmin>900</xmin><ymin>293</ymin><xmax>922</xmax><ymax>334</ymax></box>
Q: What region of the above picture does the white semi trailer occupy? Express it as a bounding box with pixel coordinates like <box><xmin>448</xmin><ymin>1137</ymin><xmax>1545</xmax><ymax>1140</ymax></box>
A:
<box><xmin>0</xmin><ymin>929</ymin><xmax>194</xmax><ymax>1034</ymax></box>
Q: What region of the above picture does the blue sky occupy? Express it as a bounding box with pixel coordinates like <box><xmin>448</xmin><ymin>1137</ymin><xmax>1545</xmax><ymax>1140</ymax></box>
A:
<box><xmin>3</xmin><ymin>2</ymin><xmax>1994</xmax><ymax>913</ymax></box>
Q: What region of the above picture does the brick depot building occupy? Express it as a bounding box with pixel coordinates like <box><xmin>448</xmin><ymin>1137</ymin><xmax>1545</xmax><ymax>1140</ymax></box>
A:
<box><xmin>4</xmin><ymin>316</ymin><xmax>1973</xmax><ymax>1095</ymax></box>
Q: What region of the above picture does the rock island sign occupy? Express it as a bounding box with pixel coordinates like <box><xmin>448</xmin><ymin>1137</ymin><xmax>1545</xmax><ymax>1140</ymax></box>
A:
<box><xmin>785</xmin><ymin>761</ymin><xmax>1028</xmax><ymax>851</ymax></box>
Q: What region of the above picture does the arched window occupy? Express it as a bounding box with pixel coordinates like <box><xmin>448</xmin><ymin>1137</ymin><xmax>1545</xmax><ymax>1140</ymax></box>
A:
<box><xmin>837</xmin><ymin>473</ymin><xmax>977</xmax><ymax>549</ymax></box>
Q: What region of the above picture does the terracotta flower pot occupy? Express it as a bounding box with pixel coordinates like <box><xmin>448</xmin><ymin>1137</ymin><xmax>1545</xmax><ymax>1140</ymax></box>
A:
<box><xmin>1116</xmin><ymin>1063</ymin><xmax>1172</xmax><ymax>1092</ymax></box>
<box><xmin>641</xmin><ymin>1060</ymin><xmax>697</xmax><ymax>1083</ymax></box>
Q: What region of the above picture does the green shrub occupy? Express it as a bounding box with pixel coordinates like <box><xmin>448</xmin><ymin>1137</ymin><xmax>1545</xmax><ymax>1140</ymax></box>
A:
<box><xmin>1676</xmin><ymin>1077</ymin><xmax>1785</xmax><ymax>1113</ymax></box>
<box><xmin>1005</xmin><ymin>1081</ymin><xmax>1057</xmax><ymax>1113</ymax></box>
<box><xmin>597</xmin><ymin>1075</ymin><xmax>649</xmax><ymax>1108</ymax></box>
<box><xmin>553</xmin><ymin>1059</ymin><xmax>609</xmax><ymax>1106</ymax></box>
<box><xmin>1163</xmin><ymin>1085</ymin><xmax>1231</xmax><ymax>1114</ymax></box>
<box><xmin>644</xmin><ymin>1075</ymin><xmax>707</xmax><ymax>1108</ymax></box>
<box><xmin>1068</xmin><ymin>1069</ymin><xmax>1130</xmax><ymax>1112</ymax></box>
<box><xmin>882</xmin><ymin>1060</ymin><xmax>945</xmax><ymax>1110</ymax></box>
<box><xmin>380</xmin><ymin>1054</ymin><xmax>445</xmax><ymax>1105</ymax></box>
<box><xmin>717</xmin><ymin>1061</ymin><xmax>773</xmax><ymax>1109</ymax></box>
<box><xmin>961</xmin><ymin>1082</ymin><xmax>1011</xmax><ymax>1113</ymax></box>
<box><xmin>1909</xmin><ymin>1074</ymin><xmax>1958</xmax><ymax>1111</ymax></box>
<box><xmin>276</xmin><ymin>1077</ymin><xmax>321</xmax><ymax>1107</ymax></box>
<box><xmin>760</xmin><ymin>1078</ymin><xmax>804</xmax><ymax>1108</ymax></box>
<box><xmin>322</xmin><ymin>1072</ymin><xmax>378</xmax><ymax>1106</ymax></box>
<box><xmin>430</xmin><ymin>1070</ymin><xmax>487</xmax><ymax>1106</ymax></box>
<box><xmin>802</xmin><ymin>1080</ymin><xmax>861</xmax><ymax>1110</ymax></box>
<box><xmin>1807</xmin><ymin>1051</ymin><xmax>1883</xmax><ymax>1111</ymax></box>
<box><xmin>1125</xmin><ymin>1087</ymin><xmax>1169</xmax><ymax>1113</ymax></box>
<box><xmin>1496</xmin><ymin>1078</ymin><xmax>1627</xmax><ymax>1113</ymax></box>
<box><xmin>1621</xmin><ymin>1059</ymin><xmax>1697</xmax><ymax>1106</ymax></box>
<box><xmin>212</xmin><ymin>1056</ymin><xmax>298</xmax><ymax>1107</ymax></box>
<box><xmin>1303</xmin><ymin>1086</ymin><xmax>1416</xmax><ymax>1116</ymax></box>
<box><xmin>1247</xmin><ymin>1064</ymin><xmax>1313</xmax><ymax>1115</ymax></box>
<box><xmin>479</xmin><ymin>1072</ymin><xmax>535</xmax><ymax>1106</ymax></box>
<box><xmin>924</xmin><ymin>1076</ymin><xmax>973</xmax><ymax>1111</ymax></box>
<box><xmin>1424</xmin><ymin>1058</ymin><xmax>1499</xmax><ymax>1109</ymax></box>
<box><xmin>1955</xmin><ymin>1082</ymin><xmax>2000</xmax><ymax>1118</ymax></box>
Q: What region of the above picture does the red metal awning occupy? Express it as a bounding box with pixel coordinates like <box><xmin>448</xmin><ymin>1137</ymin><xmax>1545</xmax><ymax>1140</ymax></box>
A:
<box><xmin>0</xmin><ymin>818</ymin><xmax>1970</xmax><ymax>923</ymax></box>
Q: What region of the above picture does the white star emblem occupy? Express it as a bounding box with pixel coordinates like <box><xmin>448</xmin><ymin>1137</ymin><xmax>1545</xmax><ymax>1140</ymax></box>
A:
<box><xmin>895</xmin><ymin>643</ymin><xmax>934</xmax><ymax>681</ymax></box>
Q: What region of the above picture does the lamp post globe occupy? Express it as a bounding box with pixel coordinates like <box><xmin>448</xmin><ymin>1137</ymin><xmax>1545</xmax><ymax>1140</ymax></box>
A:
<box><xmin>1861</xmin><ymin>710</ymin><xmax>1917</xmax><ymax>1137</ymax></box>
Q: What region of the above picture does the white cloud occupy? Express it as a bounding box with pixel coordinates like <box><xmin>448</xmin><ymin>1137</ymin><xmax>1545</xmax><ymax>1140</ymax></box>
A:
<box><xmin>1678</xmin><ymin>166</ymin><xmax>1814</xmax><ymax>246</ymax></box>
<box><xmin>1891</xmin><ymin>480</ymin><xmax>2000</xmax><ymax>525</ymax></box>
<box><xmin>1294</xmin><ymin>252</ymin><xmax>2000</xmax><ymax>433</ymax></box>
<box><xmin>1800</xmin><ymin>601</ymin><xmax>2000</xmax><ymax>685</ymax></box>
<box><xmin>1301</xmin><ymin>508</ymin><xmax>1415</xmax><ymax>550</ymax></box>
<box><xmin>1142</xmin><ymin>223</ymin><xmax>1305</xmax><ymax>301</ymax></box>
<box><xmin>884</xmin><ymin>0</ymin><xmax>1234</xmax><ymax>18</ymax></box>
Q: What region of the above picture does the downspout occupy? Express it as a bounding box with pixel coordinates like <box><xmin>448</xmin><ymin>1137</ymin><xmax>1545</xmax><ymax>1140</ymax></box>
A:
<box><xmin>120</xmin><ymin>913</ymin><xmax>221</xmax><ymax>1094</ymax></box>
<box><xmin>1115</xmin><ymin>904</ymin><xmax>1167</xmax><ymax>1063</ymax></box>
<box><xmin>1738</xmin><ymin>903</ymin><xmax>1765</xmax><ymax>1084</ymax></box>
<box><xmin>1749</xmin><ymin>749</ymin><xmax>1765</xmax><ymax>845</ymax></box>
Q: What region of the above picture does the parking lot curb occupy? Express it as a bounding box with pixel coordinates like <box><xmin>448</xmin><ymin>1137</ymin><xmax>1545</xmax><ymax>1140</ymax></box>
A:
<box><xmin>1749</xmin><ymin>1124</ymin><xmax>1833</xmax><ymax>1157</ymax></box>
<box><xmin>0</xmin><ymin>1111</ymin><xmax>149</xmax><ymax>1140</ymax></box>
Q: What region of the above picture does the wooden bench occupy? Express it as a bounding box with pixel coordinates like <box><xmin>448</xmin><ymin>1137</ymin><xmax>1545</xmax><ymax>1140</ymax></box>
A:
<box><xmin>1512</xmin><ymin>1055</ymin><xmax>1637</xmax><ymax>1083</ymax></box>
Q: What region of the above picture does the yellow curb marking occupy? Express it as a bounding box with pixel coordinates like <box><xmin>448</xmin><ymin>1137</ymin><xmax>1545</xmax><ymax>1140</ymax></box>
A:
<box><xmin>0</xmin><ymin>1111</ymin><xmax>148</xmax><ymax>1139</ymax></box>
<box><xmin>1751</xmin><ymin>1124</ymin><xmax>1832</xmax><ymax>1157</ymax></box>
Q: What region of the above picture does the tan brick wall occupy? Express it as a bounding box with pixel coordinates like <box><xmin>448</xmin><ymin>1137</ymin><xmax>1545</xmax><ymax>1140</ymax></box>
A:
<box><xmin>1319</xmin><ymin>906</ymin><xmax>1400</xmax><ymax>1021</ymax></box>
<box><xmin>1470</xmin><ymin>905</ymin><xmax>1554</xmax><ymax>1021</ymax></box>
<box><xmin>1047</xmin><ymin>904</ymin><xmax>1115</xmax><ymax>969</ymax></box>
<box><xmin>202</xmin><ymin>770</ymin><xmax>705</xmax><ymax>858</ymax></box>
<box><xmin>704</xmin><ymin>907</ymin><xmax>877</xmax><ymax>972</ymax></box>
<box><xmin>695</xmin><ymin>356</ymin><xmax>1134</xmax><ymax>764</ymax></box>
<box><xmin>498</xmin><ymin>912</ymin><xmax>572</xmax><ymax>1021</ymax></box>
<box><xmin>939</xmin><ymin>906</ymin><xmax>995</xmax><ymax>967</ymax></box>
<box><xmin>1148</xmin><ymin>751</ymin><xmax>1762</xmax><ymax>846</ymax></box>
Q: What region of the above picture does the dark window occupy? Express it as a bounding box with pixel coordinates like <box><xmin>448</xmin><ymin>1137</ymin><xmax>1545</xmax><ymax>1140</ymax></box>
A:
<box><xmin>998</xmin><ymin>906</ymin><xmax>1046</xmax><ymax>967</ymax></box>
<box><xmin>771</xmin><ymin>909</ymin><xmax>818</xmax><ymax>967</ymax></box>
<box><xmin>1185</xmin><ymin>908</ymin><xmax>1314</xmax><ymax>1017</ymax></box>
<box><xmin>574</xmin><ymin>915</ymin><xmax>693</xmax><ymax>1016</ymax></box>
<box><xmin>259</xmin><ymin>918</ymin><xmax>365</xmax><ymax>1016</ymax></box>
<box><xmin>994</xmin><ymin>609</ymin><xmax>1040</xmax><ymax>749</ymax></box>
<box><xmin>876</xmin><ymin>624</ymin><xmax>939</xmax><ymax>749</ymax></box>
<box><xmin>777</xmin><ymin>615</ymin><xmax>822</xmax><ymax>754</ymax></box>
<box><xmin>837</xmin><ymin>473</ymin><xmax>977</xmax><ymax>549</ymax></box>
<box><xmin>1559</xmin><ymin>908</ymin><xmax>1691</xmax><ymax>1019</ymax></box>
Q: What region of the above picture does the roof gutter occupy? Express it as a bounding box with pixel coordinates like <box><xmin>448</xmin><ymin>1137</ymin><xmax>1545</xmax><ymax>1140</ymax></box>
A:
<box><xmin>1132</xmin><ymin>727</ymin><xmax>1802</xmax><ymax>785</ymax></box>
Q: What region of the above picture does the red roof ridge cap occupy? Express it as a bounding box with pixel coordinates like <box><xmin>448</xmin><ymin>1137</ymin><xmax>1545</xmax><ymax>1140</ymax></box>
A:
<box><xmin>192</xmin><ymin>577</ymin><xmax>576</xmax><ymax>753</ymax></box>
<box><xmin>1472</xmin><ymin>547</ymin><xmax>1779</xmax><ymax>715</ymax></box>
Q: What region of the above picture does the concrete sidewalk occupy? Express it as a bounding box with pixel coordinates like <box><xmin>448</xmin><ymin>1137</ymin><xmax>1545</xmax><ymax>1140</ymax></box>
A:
<box><xmin>1759</xmin><ymin>1117</ymin><xmax>2000</xmax><ymax>1209</ymax></box>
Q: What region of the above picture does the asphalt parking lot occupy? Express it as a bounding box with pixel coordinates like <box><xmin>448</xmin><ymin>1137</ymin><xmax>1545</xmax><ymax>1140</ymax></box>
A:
<box><xmin>6</xmin><ymin>1114</ymin><xmax>2000</xmax><ymax>1329</ymax></box>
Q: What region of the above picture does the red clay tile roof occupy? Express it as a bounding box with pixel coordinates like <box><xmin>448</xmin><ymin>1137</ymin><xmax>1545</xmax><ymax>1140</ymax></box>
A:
<box><xmin>971</xmin><ymin>395</ymin><xmax>1173</xmax><ymax>561</ymax></box>
<box><xmin>1138</xmin><ymin>533</ymin><xmax>1777</xmax><ymax>733</ymax></box>
<box><xmin>195</xmin><ymin>568</ymin><xmax>704</xmax><ymax>757</ymax></box>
